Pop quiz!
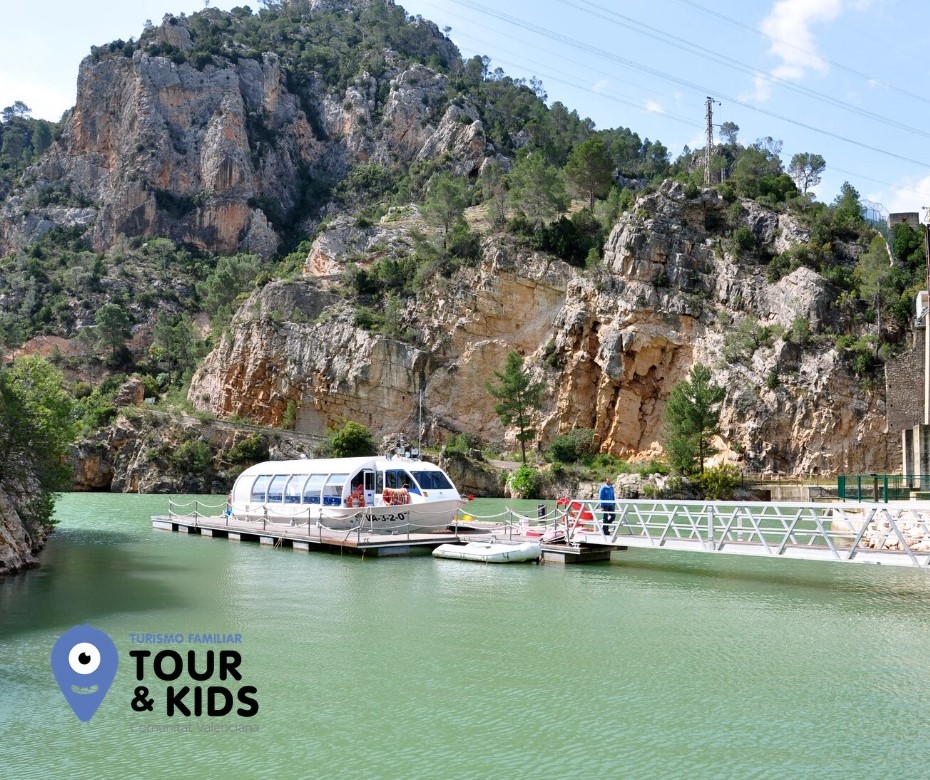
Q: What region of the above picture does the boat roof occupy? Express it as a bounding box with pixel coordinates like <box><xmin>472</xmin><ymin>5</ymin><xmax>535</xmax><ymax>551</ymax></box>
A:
<box><xmin>235</xmin><ymin>456</ymin><xmax>447</xmax><ymax>479</ymax></box>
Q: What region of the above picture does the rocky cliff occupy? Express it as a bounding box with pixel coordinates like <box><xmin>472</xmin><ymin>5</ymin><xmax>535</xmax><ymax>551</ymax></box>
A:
<box><xmin>0</xmin><ymin>3</ymin><xmax>895</xmax><ymax>481</ymax></box>
<box><xmin>0</xmin><ymin>6</ymin><xmax>475</xmax><ymax>259</ymax></box>
<box><xmin>0</xmin><ymin>487</ymin><xmax>45</xmax><ymax>575</ymax></box>
<box><xmin>70</xmin><ymin>408</ymin><xmax>321</xmax><ymax>494</ymax></box>
<box><xmin>188</xmin><ymin>181</ymin><xmax>893</xmax><ymax>476</ymax></box>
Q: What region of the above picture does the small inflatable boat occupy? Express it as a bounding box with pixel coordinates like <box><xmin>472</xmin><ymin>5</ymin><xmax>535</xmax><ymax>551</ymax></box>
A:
<box><xmin>432</xmin><ymin>540</ymin><xmax>542</xmax><ymax>563</ymax></box>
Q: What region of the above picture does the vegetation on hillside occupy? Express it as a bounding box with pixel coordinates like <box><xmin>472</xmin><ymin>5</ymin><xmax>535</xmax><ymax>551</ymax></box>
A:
<box><xmin>0</xmin><ymin>355</ymin><xmax>76</xmax><ymax>533</ymax></box>
<box><xmin>0</xmin><ymin>102</ymin><xmax>64</xmax><ymax>192</ymax></box>
<box><xmin>0</xmin><ymin>2</ymin><xmax>923</xmax><ymax>475</ymax></box>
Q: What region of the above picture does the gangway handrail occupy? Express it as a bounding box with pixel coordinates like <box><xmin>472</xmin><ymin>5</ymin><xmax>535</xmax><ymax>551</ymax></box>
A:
<box><xmin>562</xmin><ymin>497</ymin><xmax>930</xmax><ymax>568</ymax></box>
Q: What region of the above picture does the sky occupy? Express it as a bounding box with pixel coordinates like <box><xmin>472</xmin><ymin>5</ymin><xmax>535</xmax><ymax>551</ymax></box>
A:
<box><xmin>2</xmin><ymin>0</ymin><xmax>929</xmax><ymax>218</ymax></box>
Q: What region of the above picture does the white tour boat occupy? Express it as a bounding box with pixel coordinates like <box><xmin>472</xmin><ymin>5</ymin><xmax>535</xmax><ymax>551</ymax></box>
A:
<box><xmin>230</xmin><ymin>455</ymin><xmax>463</xmax><ymax>533</ymax></box>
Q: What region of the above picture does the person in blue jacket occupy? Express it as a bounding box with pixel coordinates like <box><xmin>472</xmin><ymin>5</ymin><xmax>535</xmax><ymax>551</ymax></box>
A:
<box><xmin>599</xmin><ymin>477</ymin><xmax>616</xmax><ymax>535</ymax></box>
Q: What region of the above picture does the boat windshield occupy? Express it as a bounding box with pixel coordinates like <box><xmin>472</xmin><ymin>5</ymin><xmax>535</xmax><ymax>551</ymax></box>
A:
<box><xmin>303</xmin><ymin>474</ymin><xmax>327</xmax><ymax>503</ymax></box>
<box><xmin>284</xmin><ymin>475</ymin><xmax>305</xmax><ymax>504</ymax></box>
<box><xmin>251</xmin><ymin>475</ymin><xmax>272</xmax><ymax>502</ymax></box>
<box><xmin>267</xmin><ymin>475</ymin><xmax>288</xmax><ymax>503</ymax></box>
<box><xmin>409</xmin><ymin>471</ymin><xmax>453</xmax><ymax>490</ymax></box>
<box><xmin>323</xmin><ymin>474</ymin><xmax>349</xmax><ymax>506</ymax></box>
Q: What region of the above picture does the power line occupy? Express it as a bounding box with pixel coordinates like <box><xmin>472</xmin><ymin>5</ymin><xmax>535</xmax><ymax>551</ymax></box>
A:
<box><xmin>442</xmin><ymin>0</ymin><xmax>930</xmax><ymax>169</ymax></box>
<box><xmin>561</xmin><ymin>0</ymin><xmax>930</xmax><ymax>142</ymax></box>
<box><xmin>435</xmin><ymin>3</ymin><xmax>697</xmax><ymax>120</ymax></box>
<box><xmin>447</xmin><ymin>27</ymin><xmax>702</xmax><ymax>129</ymax></box>
<box><xmin>670</xmin><ymin>0</ymin><xmax>930</xmax><ymax>109</ymax></box>
<box><xmin>416</xmin><ymin>0</ymin><xmax>930</xmax><ymax>202</ymax></box>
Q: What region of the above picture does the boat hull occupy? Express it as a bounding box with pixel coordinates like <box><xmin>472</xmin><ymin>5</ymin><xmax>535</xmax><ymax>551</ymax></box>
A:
<box><xmin>234</xmin><ymin>499</ymin><xmax>463</xmax><ymax>534</ymax></box>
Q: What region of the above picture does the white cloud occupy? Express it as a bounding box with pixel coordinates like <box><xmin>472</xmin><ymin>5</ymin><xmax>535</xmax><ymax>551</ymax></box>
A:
<box><xmin>747</xmin><ymin>73</ymin><xmax>775</xmax><ymax>103</ymax></box>
<box><xmin>880</xmin><ymin>174</ymin><xmax>930</xmax><ymax>220</ymax></box>
<box><xmin>750</xmin><ymin>0</ymin><xmax>843</xmax><ymax>102</ymax></box>
<box><xmin>645</xmin><ymin>100</ymin><xmax>665</xmax><ymax>114</ymax></box>
<box><xmin>592</xmin><ymin>79</ymin><xmax>609</xmax><ymax>94</ymax></box>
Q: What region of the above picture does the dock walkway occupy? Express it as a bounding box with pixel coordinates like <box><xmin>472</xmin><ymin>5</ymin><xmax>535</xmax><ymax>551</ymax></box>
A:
<box><xmin>152</xmin><ymin>513</ymin><xmax>461</xmax><ymax>557</ymax></box>
<box><xmin>154</xmin><ymin>498</ymin><xmax>930</xmax><ymax>568</ymax></box>
<box><xmin>567</xmin><ymin>498</ymin><xmax>930</xmax><ymax>568</ymax></box>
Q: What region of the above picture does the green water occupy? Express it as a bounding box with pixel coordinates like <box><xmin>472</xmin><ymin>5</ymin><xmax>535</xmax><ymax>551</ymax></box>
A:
<box><xmin>3</xmin><ymin>493</ymin><xmax>930</xmax><ymax>779</ymax></box>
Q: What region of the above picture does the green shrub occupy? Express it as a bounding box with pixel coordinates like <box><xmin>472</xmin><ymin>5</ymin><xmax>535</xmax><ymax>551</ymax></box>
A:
<box><xmin>447</xmin><ymin>221</ymin><xmax>481</xmax><ymax>262</ymax></box>
<box><xmin>281</xmin><ymin>400</ymin><xmax>297</xmax><ymax>430</ymax></box>
<box><xmin>509</xmin><ymin>465</ymin><xmax>543</xmax><ymax>499</ymax></box>
<box><xmin>695</xmin><ymin>463</ymin><xmax>741</xmax><ymax>500</ymax></box>
<box><xmin>444</xmin><ymin>432</ymin><xmax>482</xmax><ymax>455</ymax></box>
<box><xmin>639</xmin><ymin>460</ymin><xmax>669</xmax><ymax>477</ymax></box>
<box><xmin>547</xmin><ymin>428</ymin><xmax>595</xmax><ymax>463</ymax></box>
<box><xmin>587</xmin><ymin>453</ymin><xmax>628</xmax><ymax>481</ymax></box>
<box><xmin>227</xmin><ymin>433</ymin><xmax>269</xmax><ymax>465</ymax></box>
<box><xmin>732</xmin><ymin>226</ymin><xmax>755</xmax><ymax>252</ymax></box>
<box><xmin>723</xmin><ymin>317</ymin><xmax>774</xmax><ymax>364</ymax></box>
<box><xmin>172</xmin><ymin>439</ymin><xmax>212</xmax><ymax>474</ymax></box>
<box><xmin>324</xmin><ymin>419</ymin><xmax>376</xmax><ymax>457</ymax></box>
<box><xmin>788</xmin><ymin>316</ymin><xmax>811</xmax><ymax>347</ymax></box>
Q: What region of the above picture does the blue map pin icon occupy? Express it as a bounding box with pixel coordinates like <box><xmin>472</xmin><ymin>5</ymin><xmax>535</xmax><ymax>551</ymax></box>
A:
<box><xmin>50</xmin><ymin>625</ymin><xmax>119</xmax><ymax>722</ymax></box>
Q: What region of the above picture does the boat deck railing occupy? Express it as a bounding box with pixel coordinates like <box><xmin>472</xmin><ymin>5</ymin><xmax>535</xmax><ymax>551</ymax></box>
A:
<box><xmin>168</xmin><ymin>497</ymin><xmax>450</xmax><ymax>541</ymax></box>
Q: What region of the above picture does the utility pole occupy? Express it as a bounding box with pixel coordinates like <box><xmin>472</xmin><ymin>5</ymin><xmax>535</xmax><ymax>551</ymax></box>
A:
<box><xmin>924</xmin><ymin>217</ymin><xmax>930</xmax><ymax>425</ymax></box>
<box><xmin>704</xmin><ymin>96</ymin><xmax>719</xmax><ymax>186</ymax></box>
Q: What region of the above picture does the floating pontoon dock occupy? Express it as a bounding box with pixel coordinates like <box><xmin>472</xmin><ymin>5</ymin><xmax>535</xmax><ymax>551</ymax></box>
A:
<box><xmin>152</xmin><ymin>512</ymin><xmax>462</xmax><ymax>557</ymax></box>
<box><xmin>154</xmin><ymin>498</ymin><xmax>930</xmax><ymax>568</ymax></box>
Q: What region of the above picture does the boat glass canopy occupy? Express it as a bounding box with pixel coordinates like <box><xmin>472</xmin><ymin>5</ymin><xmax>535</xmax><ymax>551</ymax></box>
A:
<box><xmin>409</xmin><ymin>470</ymin><xmax>454</xmax><ymax>490</ymax></box>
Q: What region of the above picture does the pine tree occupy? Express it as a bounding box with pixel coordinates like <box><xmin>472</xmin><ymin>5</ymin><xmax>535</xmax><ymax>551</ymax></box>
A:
<box><xmin>507</xmin><ymin>152</ymin><xmax>567</xmax><ymax>226</ymax></box>
<box><xmin>485</xmin><ymin>351</ymin><xmax>545</xmax><ymax>464</ymax></box>
<box><xmin>421</xmin><ymin>172</ymin><xmax>468</xmax><ymax>249</ymax></box>
<box><xmin>563</xmin><ymin>135</ymin><xmax>613</xmax><ymax>210</ymax></box>
<box><xmin>95</xmin><ymin>302</ymin><xmax>131</xmax><ymax>365</ymax></box>
<box><xmin>663</xmin><ymin>363</ymin><xmax>725</xmax><ymax>475</ymax></box>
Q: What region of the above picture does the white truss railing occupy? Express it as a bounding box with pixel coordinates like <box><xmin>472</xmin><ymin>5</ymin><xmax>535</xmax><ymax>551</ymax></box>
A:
<box><xmin>560</xmin><ymin>499</ymin><xmax>930</xmax><ymax>568</ymax></box>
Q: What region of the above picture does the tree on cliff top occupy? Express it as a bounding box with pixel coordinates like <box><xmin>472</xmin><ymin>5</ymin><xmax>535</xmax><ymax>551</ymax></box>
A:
<box><xmin>485</xmin><ymin>351</ymin><xmax>545</xmax><ymax>465</ymax></box>
<box><xmin>507</xmin><ymin>152</ymin><xmax>567</xmax><ymax>227</ymax></box>
<box><xmin>421</xmin><ymin>172</ymin><xmax>469</xmax><ymax>250</ymax></box>
<box><xmin>788</xmin><ymin>152</ymin><xmax>826</xmax><ymax>195</ymax></box>
<box><xmin>663</xmin><ymin>363</ymin><xmax>725</xmax><ymax>476</ymax></box>
<box><xmin>563</xmin><ymin>135</ymin><xmax>614</xmax><ymax>210</ymax></box>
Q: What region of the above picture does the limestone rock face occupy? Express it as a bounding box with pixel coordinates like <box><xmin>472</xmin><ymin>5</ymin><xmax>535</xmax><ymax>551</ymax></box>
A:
<box><xmin>69</xmin><ymin>410</ymin><xmax>320</xmax><ymax>493</ymax></box>
<box><xmin>416</xmin><ymin>103</ymin><xmax>486</xmax><ymax>176</ymax></box>
<box><xmin>0</xmin><ymin>489</ymin><xmax>41</xmax><ymax>575</ymax></box>
<box><xmin>113</xmin><ymin>378</ymin><xmax>146</xmax><ymax>408</ymax></box>
<box><xmin>439</xmin><ymin>451</ymin><xmax>504</xmax><ymax>498</ymax></box>
<box><xmin>0</xmin><ymin>11</ymin><xmax>466</xmax><ymax>259</ymax></box>
<box><xmin>189</xmin><ymin>181</ymin><xmax>891</xmax><ymax>476</ymax></box>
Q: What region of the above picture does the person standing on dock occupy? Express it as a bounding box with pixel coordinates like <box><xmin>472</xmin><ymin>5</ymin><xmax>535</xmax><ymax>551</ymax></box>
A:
<box><xmin>599</xmin><ymin>478</ymin><xmax>616</xmax><ymax>536</ymax></box>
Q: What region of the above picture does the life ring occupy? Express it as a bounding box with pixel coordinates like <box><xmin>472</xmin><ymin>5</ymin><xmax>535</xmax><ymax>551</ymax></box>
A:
<box><xmin>346</xmin><ymin>487</ymin><xmax>365</xmax><ymax>508</ymax></box>
<box><xmin>556</xmin><ymin>497</ymin><xmax>570</xmax><ymax>509</ymax></box>
<box><xmin>567</xmin><ymin>500</ymin><xmax>594</xmax><ymax>521</ymax></box>
<box><xmin>382</xmin><ymin>487</ymin><xmax>410</xmax><ymax>506</ymax></box>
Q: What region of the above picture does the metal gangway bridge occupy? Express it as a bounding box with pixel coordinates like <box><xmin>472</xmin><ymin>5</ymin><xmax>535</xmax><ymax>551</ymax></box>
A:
<box><xmin>519</xmin><ymin>498</ymin><xmax>930</xmax><ymax>568</ymax></box>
